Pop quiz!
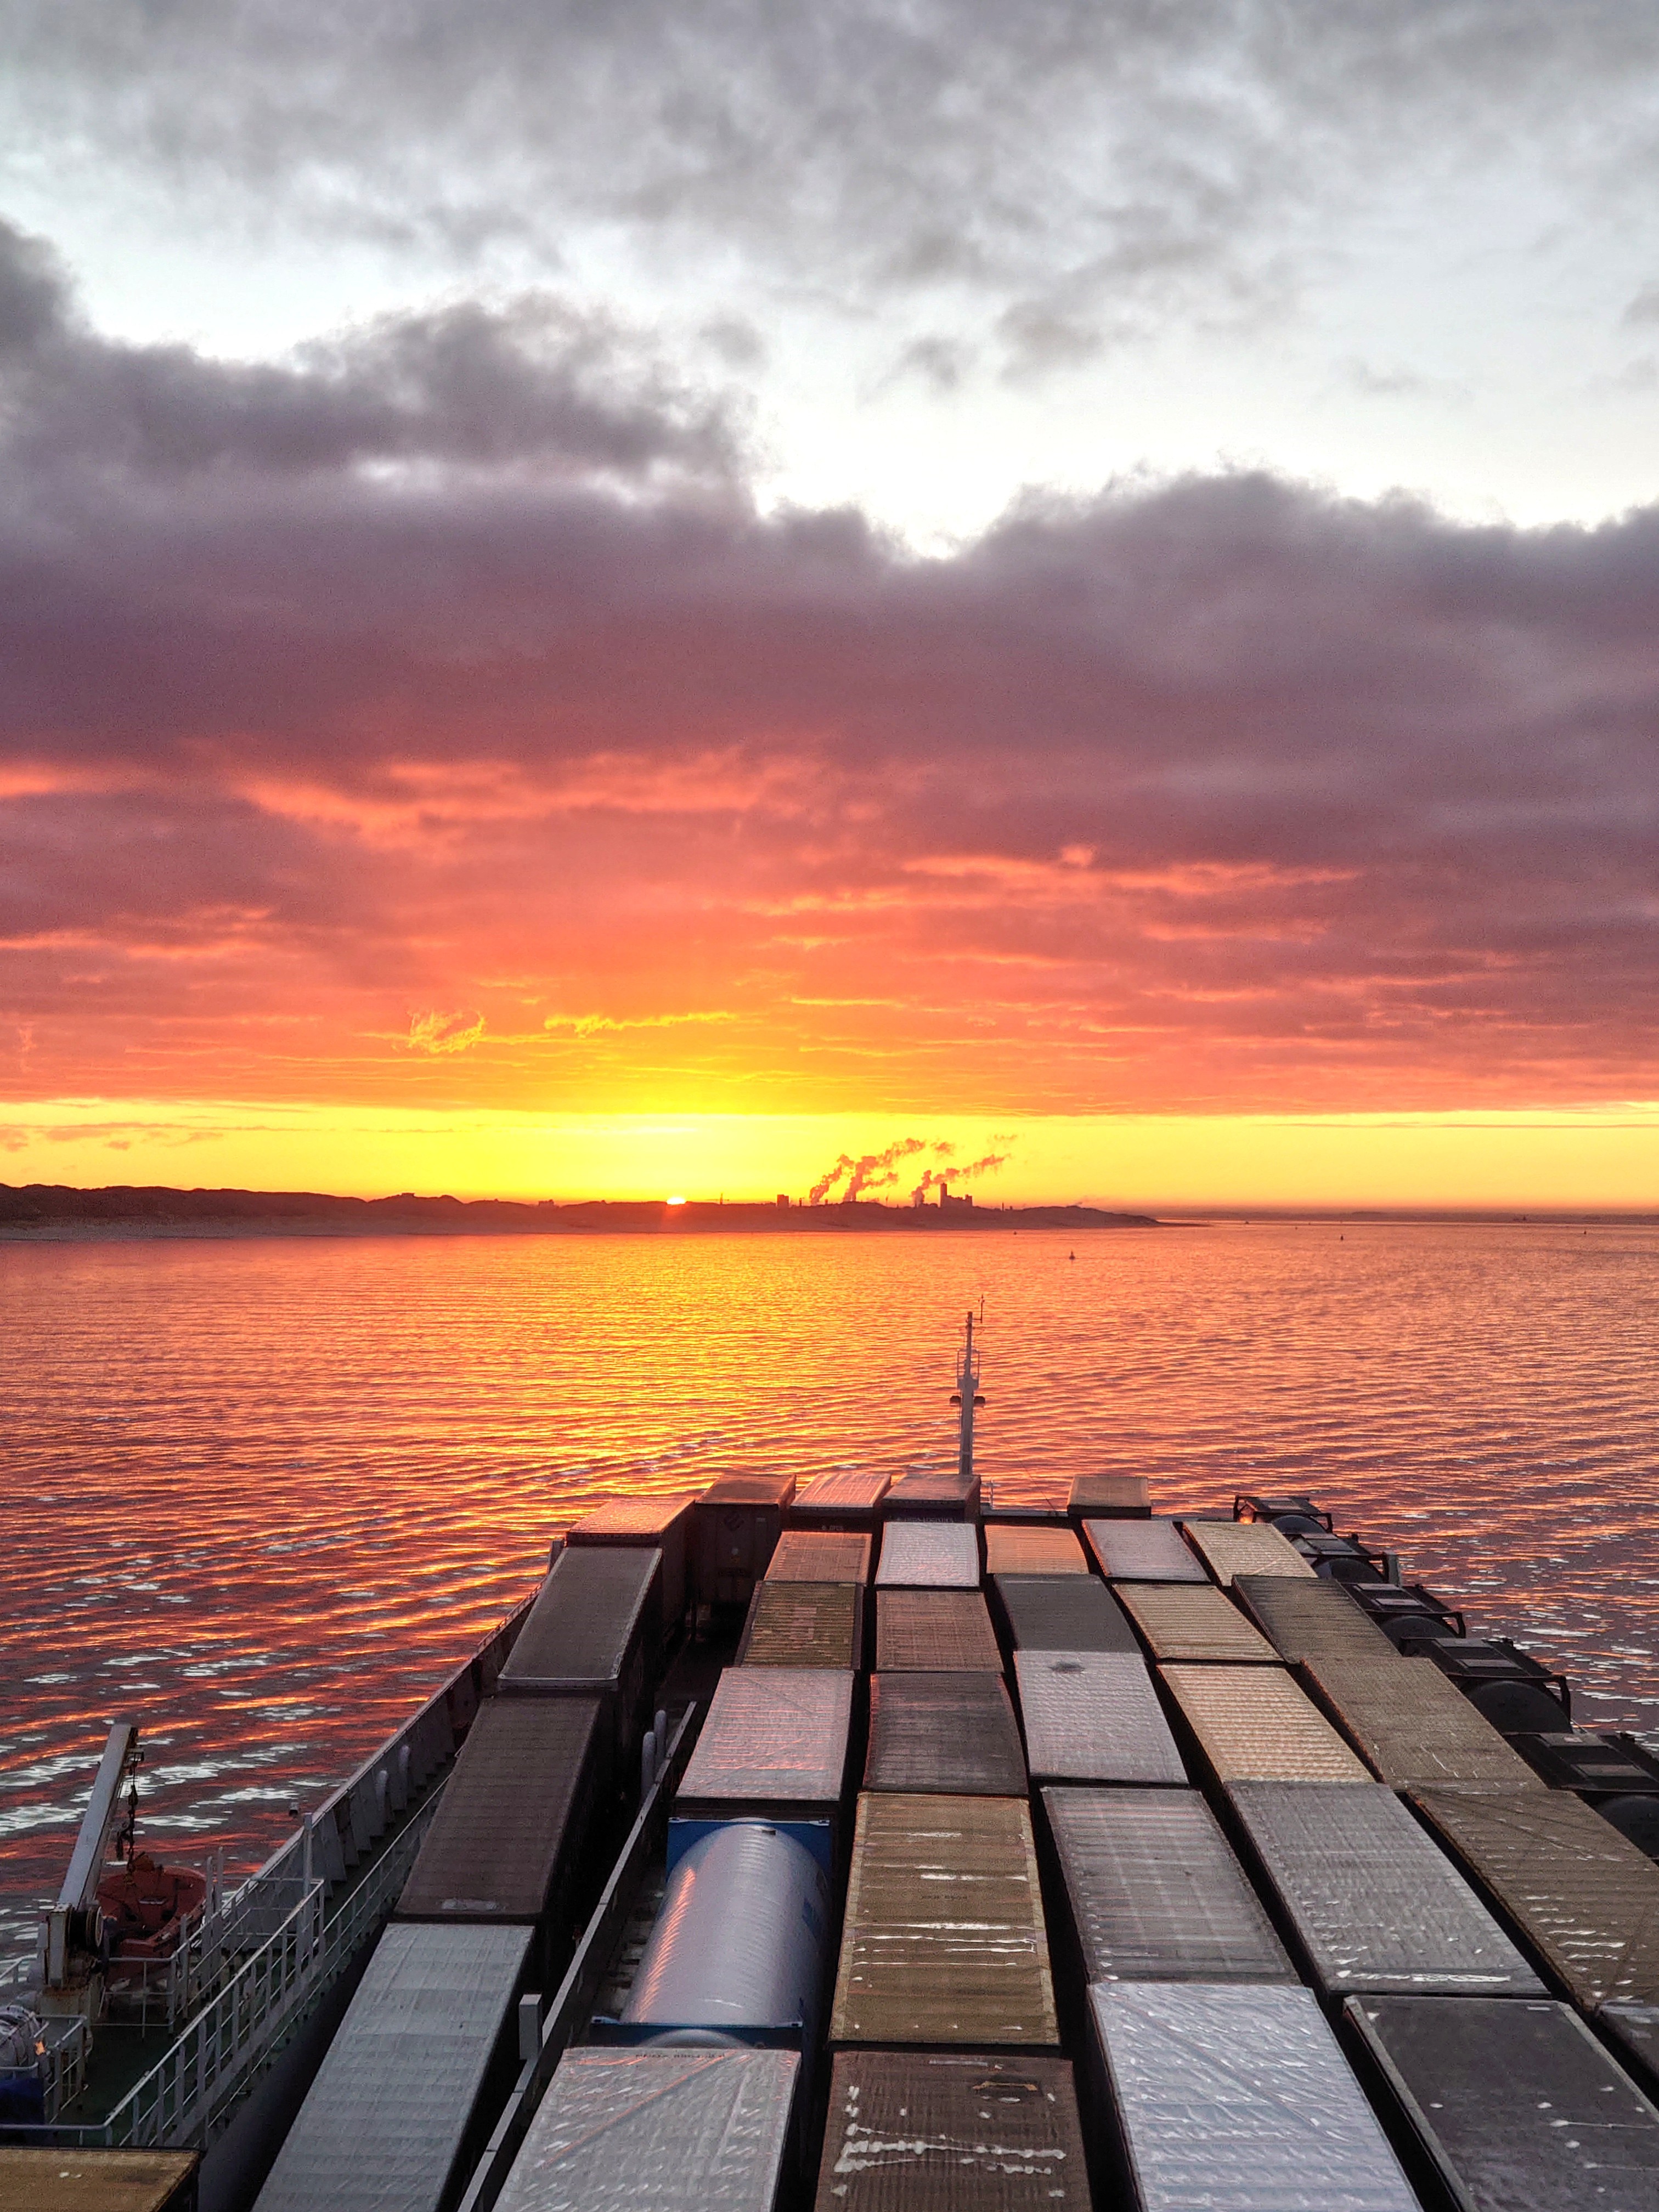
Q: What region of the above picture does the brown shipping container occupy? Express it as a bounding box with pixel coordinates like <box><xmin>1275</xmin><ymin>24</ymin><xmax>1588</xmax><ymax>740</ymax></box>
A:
<box><xmin>498</xmin><ymin>1546</ymin><xmax>661</xmax><ymax>1758</ymax></box>
<box><xmin>1161</xmin><ymin>1663</ymin><xmax>1371</xmax><ymax>1784</ymax></box>
<box><xmin>865</xmin><ymin>1672</ymin><xmax>1028</xmax><ymax>1796</ymax></box>
<box><xmin>1116</xmin><ymin>1583</ymin><xmax>1281</xmax><ymax>1666</ymax></box>
<box><xmin>984</xmin><ymin>1526</ymin><xmax>1091</xmax><ymax>1577</ymax></box>
<box><xmin>788</xmin><ymin>1470</ymin><xmax>891</xmax><ymax>1526</ymax></box>
<box><xmin>737</xmin><ymin>1579</ymin><xmax>864</xmax><ymax>1669</ymax></box>
<box><xmin>395</xmin><ymin>1696</ymin><xmax>604</xmax><ymax>1923</ymax></box>
<box><xmin>830</xmin><ymin>1792</ymin><xmax>1059</xmax><ymax>2047</ymax></box>
<box><xmin>567</xmin><ymin>1493</ymin><xmax>697</xmax><ymax>1629</ymax></box>
<box><xmin>768</xmin><ymin>1530</ymin><xmax>873</xmax><ymax>1584</ymax></box>
<box><xmin>0</xmin><ymin>2149</ymin><xmax>199</xmax><ymax>2212</ymax></box>
<box><xmin>1180</xmin><ymin>1520</ymin><xmax>1317</xmax><ymax>1586</ymax></box>
<box><xmin>885</xmin><ymin>1466</ymin><xmax>981</xmax><ymax>1520</ymax></box>
<box><xmin>693</xmin><ymin>1472</ymin><xmax>795</xmax><ymax>1608</ymax></box>
<box><xmin>1068</xmin><ymin>1473</ymin><xmax>1152</xmax><ymax>1520</ymax></box>
<box><xmin>814</xmin><ymin>2051</ymin><xmax>1092</xmax><ymax>2210</ymax></box>
<box><xmin>1233</xmin><ymin>1573</ymin><xmax>1402</xmax><ymax>1666</ymax></box>
<box><xmin>877</xmin><ymin>1589</ymin><xmax>1004</xmax><ymax>1672</ymax></box>
<box><xmin>1414</xmin><ymin>1786</ymin><xmax>1659</xmax><ymax>2010</ymax></box>
<box><xmin>1305</xmin><ymin>1657</ymin><xmax>1547</xmax><ymax>1792</ymax></box>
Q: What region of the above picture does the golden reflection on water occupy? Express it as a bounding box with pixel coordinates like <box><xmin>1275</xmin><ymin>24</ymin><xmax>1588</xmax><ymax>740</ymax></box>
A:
<box><xmin>4</xmin><ymin>1220</ymin><xmax>1658</xmax><ymax>1958</ymax></box>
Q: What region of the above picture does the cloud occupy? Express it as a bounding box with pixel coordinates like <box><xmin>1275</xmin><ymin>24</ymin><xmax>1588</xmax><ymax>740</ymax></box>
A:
<box><xmin>406</xmin><ymin>1009</ymin><xmax>486</xmax><ymax>1054</ymax></box>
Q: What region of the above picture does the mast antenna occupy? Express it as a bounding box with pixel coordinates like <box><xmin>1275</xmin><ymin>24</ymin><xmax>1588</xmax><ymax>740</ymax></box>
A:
<box><xmin>949</xmin><ymin>1308</ymin><xmax>986</xmax><ymax>1480</ymax></box>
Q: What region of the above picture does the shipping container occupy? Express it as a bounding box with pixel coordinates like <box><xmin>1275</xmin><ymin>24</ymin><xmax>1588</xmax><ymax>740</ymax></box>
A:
<box><xmin>865</xmin><ymin>1672</ymin><xmax>1028</xmax><ymax>1796</ymax></box>
<box><xmin>499</xmin><ymin>1547</ymin><xmax>661</xmax><ymax>1755</ymax></box>
<box><xmin>1604</xmin><ymin>2002</ymin><xmax>1659</xmax><ymax>2095</ymax></box>
<box><xmin>787</xmin><ymin>1470</ymin><xmax>891</xmax><ymax>1527</ymax></box>
<box><xmin>1082</xmin><ymin>1519</ymin><xmax>1207</xmax><ymax>1584</ymax></box>
<box><xmin>675</xmin><ymin>1667</ymin><xmax>854</xmax><ymax>1823</ymax></box>
<box><xmin>567</xmin><ymin>1493</ymin><xmax>697</xmax><ymax>1629</ymax></box>
<box><xmin>876</xmin><ymin>1522</ymin><xmax>981</xmax><ymax>1589</ymax></box>
<box><xmin>0</xmin><ymin>2150</ymin><xmax>198</xmax><ymax>2212</ymax></box>
<box><xmin>495</xmin><ymin>2047</ymin><xmax>798</xmax><ymax>2212</ymax></box>
<box><xmin>737</xmin><ymin>1580</ymin><xmax>864</xmax><ymax>1669</ymax></box>
<box><xmin>1088</xmin><ymin>1983</ymin><xmax>1418</xmax><ymax>2212</ymax></box>
<box><xmin>251</xmin><ymin>1922</ymin><xmax>532</xmax><ymax>2212</ymax></box>
<box><xmin>1304</xmin><ymin>1656</ymin><xmax>1548</xmax><ymax>1791</ymax></box>
<box><xmin>1042</xmin><ymin>1786</ymin><xmax>1293</xmax><ymax>1984</ymax></box>
<box><xmin>1227</xmin><ymin>1781</ymin><xmax>1543</xmax><ymax>1996</ymax></box>
<box><xmin>1178</xmin><ymin>1520</ymin><xmax>1317</xmax><ymax>1585</ymax></box>
<box><xmin>1115</xmin><ymin>1584</ymin><xmax>1280</xmax><ymax>1666</ymax></box>
<box><xmin>831</xmin><ymin>1793</ymin><xmax>1058</xmax><ymax>2047</ymax></box>
<box><xmin>1160</xmin><ymin>1663</ymin><xmax>1371</xmax><ymax>1784</ymax></box>
<box><xmin>984</xmin><ymin>1526</ymin><xmax>1090</xmax><ymax>1577</ymax></box>
<box><xmin>1345</xmin><ymin>1994</ymin><xmax>1659</xmax><ymax>2212</ymax></box>
<box><xmin>877</xmin><ymin>1588</ymin><xmax>1004</xmax><ymax>1672</ymax></box>
<box><xmin>396</xmin><ymin>1697</ymin><xmax>604</xmax><ymax>1926</ymax></box>
<box><xmin>885</xmin><ymin>1466</ymin><xmax>981</xmax><ymax>1521</ymax></box>
<box><xmin>693</xmin><ymin>1473</ymin><xmax>795</xmax><ymax>1610</ymax></box>
<box><xmin>619</xmin><ymin>1822</ymin><xmax>832</xmax><ymax>2044</ymax></box>
<box><xmin>814</xmin><ymin>2051</ymin><xmax>1091</xmax><ymax>2210</ymax></box>
<box><xmin>1413</xmin><ymin>1785</ymin><xmax>1659</xmax><ymax>2010</ymax></box>
<box><xmin>1068</xmin><ymin>1472</ymin><xmax>1152</xmax><ymax>1520</ymax></box>
<box><xmin>991</xmin><ymin>1576</ymin><xmax>1139</xmax><ymax>1655</ymax></box>
<box><xmin>1014</xmin><ymin>1652</ymin><xmax>1187</xmax><ymax>1786</ymax></box>
<box><xmin>1233</xmin><ymin>1492</ymin><xmax>1333</xmax><ymax>1531</ymax></box>
<box><xmin>1232</xmin><ymin>1573</ymin><xmax>1402</xmax><ymax>1666</ymax></box>
<box><xmin>766</xmin><ymin>1530</ymin><xmax>872</xmax><ymax>1584</ymax></box>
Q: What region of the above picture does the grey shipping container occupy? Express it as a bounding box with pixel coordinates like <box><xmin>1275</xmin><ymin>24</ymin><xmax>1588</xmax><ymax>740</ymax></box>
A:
<box><xmin>737</xmin><ymin>1580</ymin><xmax>864</xmax><ymax>1669</ymax></box>
<box><xmin>1068</xmin><ymin>1472</ymin><xmax>1152</xmax><ymax>1519</ymax></box>
<box><xmin>1160</xmin><ymin>1664</ymin><xmax>1372</xmax><ymax>1784</ymax></box>
<box><xmin>1413</xmin><ymin>1785</ymin><xmax>1659</xmax><ymax>2010</ymax></box>
<box><xmin>1346</xmin><ymin>1994</ymin><xmax>1659</xmax><ymax>2212</ymax></box>
<box><xmin>1088</xmin><ymin>1982</ymin><xmax>1418</xmax><ymax>2212</ymax></box>
<box><xmin>877</xmin><ymin>1588</ymin><xmax>1004</xmax><ymax>1672</ymax></box>
<box><xmin>1228</xmin><ymin>1781</ymin><xmax>1543</xmax><ymax>1996</ymax></box>
<box><xmin>1043</xmin><ymin>1786</ymin><xmax>1293</xmax><ymax>1984</ymax></box>
<box><xmin>499</xmin><ymin>1546</ymin><xmax>660</xmax><ymax>1755</ymax></box>
<box><xmin>865</xmin><ymin>1672</ymin><xmax>1028</xmax><ymax>1796</ymax></box>
<box><xmin>1233</xmin><ymin>1572</ymin><xmax>1402</xmax><ymax>1666</ymax></box>
<box><xmin>1115</xmin><ymin>1583</ymin><xmax>1280</xmax><ymax>1666</ymax></box>
<box><xmin>885</xmin><ymin>1466</ymin><xmax>980</xmax><ymax>1520</ymax></box>
<box><xmin>675</xmin><ymin>1667</ymin><xmax>853</xmax><ymax>1821</ymax></box>
<box><xmin>395</xmin><ymin>1696</ymin><xmax>604</xmax><ymax>1925</ymax></box>
<box><xmin>1082</xmin><ymin>1519</ymin><xmax>1207</xmax><ymax>1584</ymax></box>
<box><xmin>831</xmin><ymin>1792</ymin><xmax>1058</xmax><ymax>2047</ymax></box>
<box><xmin>1178</xmin><ymin>1520</ymin><xmax>1317</xmax><ymax>1586</ymax></box>
<box><xmin>252</xmin><ymin>1922</ymin><xmax>532</xmax><ymax>2212</ymax></box>
<box><xmin>1014</xmin><ymin>1651</ymin><xmax>1187</xmax><ymax>1786</ymax></box>
<box><xmin>984</xmin><ymin>1526</ymin><xmax>1091</xmax><ymax>1577</ymax></box>
<box><xmin>567</xmin><ymin>1494</ymin><xmax>696</xmax><ymax>1628</ymax></box>
<box><xmin>787</xmin><ymin>1470</ymin><xmax>891</xmax><ymax>1526</ymax></box>
<box><xmin>1305</xmin><ymin>1656</ymin><xmax>1548</xmax><ymax>1792</ymax></box>
<box><xmin>1604</xmin><ymin>2002</ymin><xmax>1659</xmax><ymax>2094</ymax></box>
<box><xmin>814</xmin><ymin>2051</ymin><xmax>1092</xmax><ymax>2210</ymax></box>
<box><xmin>767</xmin><ymin>1530</ymin><xmax>873</xmax><ymax>1583</ymax></box>
<box><xmin>495</xmin><ymin>2047</ymin><xmax>798</xmax><ymax>2212</ymax></box>
<box><xmin>876</xmin><ymin>1522</ymin><xmax>981</xmax><ymax>1588</ymax></box>
<box><xmin>693</xmin><ymin>1473</ymin><xmax>795</xmax><ymax>1609</ymax></box>
<box><xmin>992</xmin><ymin>1576</ymin><xmax>1140</xmax><ymax>1655</ymax></box>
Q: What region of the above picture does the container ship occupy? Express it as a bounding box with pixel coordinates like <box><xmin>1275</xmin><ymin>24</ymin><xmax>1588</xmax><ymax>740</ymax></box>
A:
<box><xmin>5</xmin><ymin>1317</ymin><xmax>1659</xmax><ymax>2211</ymax></box>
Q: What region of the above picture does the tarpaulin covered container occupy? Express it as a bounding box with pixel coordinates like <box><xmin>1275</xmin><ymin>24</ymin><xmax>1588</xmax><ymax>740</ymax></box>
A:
<box><xmin>885</xmin><ymin>1466</ymin><xmax>980</xmax><ymax>1520</ymax></box>
<box><xmin>1233</xmin><ymin>1572</ymin><xmax>1402</xmax><ymax>1666</ymax></box>
<box><xmin>1068</xmin><ymin>1472</ymin><xmax>1151</xmax><ymax>1520</ymax></box>
<box><xmin>568</xmin><ymin>1494</ymin><xmax>696</xmax><ymax>1632</ymax></box>
<box><xmin>1116</xmin><ymin>1584</ymin><xmax>1279</xmax><ymax>1666</ymax></box>
<box><xmin>1304</xmin><ymin>1656</ymin><xmax>1547</xmax><ymax>1792</ymax></box>
<box><xmin>675</xmin><ymin>1667</ymin><xmax>853</xmax><ymax>1824</ymax></box>
<box><xmin>786</xmin><ymin>1471</ymin><xmax>890</xmax><ymax>1527</ymax></box>
<box><xmin>1090</xmin><ymin>1983</ymin><xmax>1419</xmax><ymax>2212</ymax></box>
<box><xmin>1228</xmin><ymin>1781</ymin><xmax>1542</xmax><ymax>1996</ymax></box>
<box><xmin>1412</xmin><ymin>1785</ymin><xmax>1659</xmax><ymax>2010</ymax></box>
<box><xmin>991</xmin><ymin>1575</ymin><xmax>1139</xmax><ymax>1654</ymax></box>
<box><xmin>0</xmin><ymin>2151</ymin><xmax>199</xmax><ymax>2212</ymax></box>
<box><xmin>252</xmin><ymin>1922</ymin><xmax>532</xmax><ymax>2212</ymax></box>
<box><xmin>737</xmin><ymin>1581</ymin><xmax>863</xmax><ymax>1669</ymax></box>
<box><xmin>1014</xmin><ymin>1652</ymin><xmax>1187</xmax><ymax>1786</ymax></box>
<box><xmin>876</xmin><ymin>1522</ymin><xmax>980</xmax><ymax>1589</ymax></box>
<box><xmin>499</xmin><ymin>1547</ymin><xmax>660</xmax><ymax>1754</ymax></box>
<box><xmin>876</xmin><ymin>1588</ymin><xmax>1003</xmax><ymax>1672</ymax></box>
<box><xmin>864</xmin><ymin>1672</ymin><xmax>1028</xmax><ymax>1796</ymax></box>
<box><xmin>1043</xmin><ymin>1786</ymin><xmax>1291</xmax><ymax>1985</ymax></box>
<box><xmin>1345</xmin><ymin>1994</ymin><xmax>1659</xmax><ymax>2212</ymax></box>
<box><xmin>1083</xmin><ymin>1519</ymin><xmax>1206</xmax><ymax>1584</ymax></box>
<box><xmin>396</xmin><ymin>1697</ymin><xmax>604</xmax><ymax>1925</ymax></box>
<box><xmin>693</xmin><ymin>1474</ymin><xmax>795</xmax><ymax>1610</ymax></box>
<box><xmin>831</xmin><ymin>1793</ymin><xmax>1058</xmax><ymax>2047</ymax></box>
<box><xmin>766</xmin><ymin>1530</ymin><xmax>872</xmax><ymax>1584</ymax></box>
<box><xmin>814</xmin><ymin>2051</ymin><xmax>1091</xmax><ymax>2210</ymax></box>
<box><xmin>620</xmin><ymin>1821</ymin><xmax>832</xmax><ymax>2045</ymax></box>
<box><xmin>1160</xmin><ymin>1663</ymin><xmax>1371</xmax><ymax>1784</ymax></box>
<box><xmin>496</xmin><ymin>2047</ymin><xmax>798</xmax><ymax>2212</ymax></box>
<box><xmin>1179</xmin><ymin>1520</ymin><xmax>1317</xmax><ymax>1585</ymax></box>
<box><xmin>983</xmin><ymin>1526</ymin><xmax>1090</xmax><ymax>1577</ymax></box>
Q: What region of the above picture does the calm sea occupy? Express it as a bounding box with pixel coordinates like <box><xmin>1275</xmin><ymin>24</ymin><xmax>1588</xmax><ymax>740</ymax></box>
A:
<box><xmin>5</xmin><ymin>1220</ymin><xmax>1658</xmax><ymax>1963</ymax></box>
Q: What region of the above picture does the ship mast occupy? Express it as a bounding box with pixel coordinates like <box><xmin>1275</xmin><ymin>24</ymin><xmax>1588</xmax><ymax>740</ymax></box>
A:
<box><xmin>950</xmin><ymin>1307</ymin><xmax>985</xmax><ymax>1481</ymax></box>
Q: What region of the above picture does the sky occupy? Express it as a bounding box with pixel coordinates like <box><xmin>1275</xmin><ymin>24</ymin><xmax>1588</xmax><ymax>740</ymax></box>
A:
<box><xmin>4</xmin><ymin>3</ymin><xmax>1659</xmax><ymax>1207</ymax></box>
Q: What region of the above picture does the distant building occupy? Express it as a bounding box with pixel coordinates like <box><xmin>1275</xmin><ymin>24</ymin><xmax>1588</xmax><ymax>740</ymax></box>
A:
<box><xmin>938</xmin><ymin>1184</ymin><xmax>974</xmax><ymax>1214</ymax></box>
<box><xmin>776</xmin><ymin>1193</ymin><xmax>789</xmax><ymax>1209</ymax></box>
